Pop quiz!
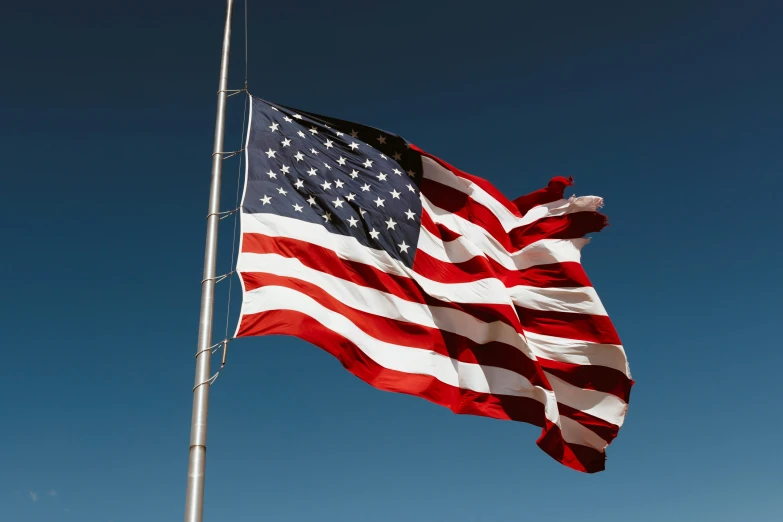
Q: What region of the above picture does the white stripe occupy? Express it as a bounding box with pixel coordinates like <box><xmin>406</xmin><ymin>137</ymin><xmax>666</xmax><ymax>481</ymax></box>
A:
<box><xmin>242</xmin><ymin>213</ymin><xmax>600</xmax><ymax>315</ymax></box>
<box><xmin>239</xmin><ymin>213</ymin><xmax>625</xmax><ymax>372</ymax></box>
<box><xmin>241</xmin><ymin>212</ymin><xmax>409</xmax><ymax>276</ymax></box>
<box><xmin>421</xmin><ymin>156</ymin><xmax>604</xmax><ymax>230</ymax></box>
<box><xmin>241</xmin><ymin>284</ymin><xmax>560</xmax><ymax>421</ymax></box>
<box><xmin>559</xmin><ymin>416</ymin><xmax>609</xmax><ymax>451</ymax></box>
<box><xmin>546</xmin><ymin>372</ymin><xmax>628</xmax><ymax>427</ymax></box>
<box><xmin>524</xmin><ymin>331</ymin><xmax>631</xmax><ymax>378</ymax></box>
<box><xmin>238</xmin><ymin>252</ymin><xmax>532</xmax><ymax>354</ymax></box>
<box><xmin>421</xmin><ymin>199</ymin><xmax>590</xmax><ymax>270</ymax></box>
<box><xmin>240</xmin><ymin>284</ymin><xmax>609</xmax><ymax>448</ymax></box>
<box><xmin>510</xmin><ymin>286</ymin><xmax>607</xmax><ymax>316</ymax></box>
<box><xmin>239</xmin><ymin>253</ymin><xmax>628</xmax><ymax>426</ymax></box>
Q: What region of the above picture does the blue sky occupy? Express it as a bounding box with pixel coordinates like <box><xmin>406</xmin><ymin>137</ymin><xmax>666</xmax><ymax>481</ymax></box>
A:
<box><xmin>2</xmin><ymin>1</ymin><xmax>782</xmax><ymax>520</ymax></box>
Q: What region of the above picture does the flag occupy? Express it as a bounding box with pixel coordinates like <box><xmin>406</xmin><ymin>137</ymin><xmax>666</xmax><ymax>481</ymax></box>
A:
<box><xmin>235</xmin><ymin>96</ymin><xmax>632</xmax><ymax>473</ymax></box>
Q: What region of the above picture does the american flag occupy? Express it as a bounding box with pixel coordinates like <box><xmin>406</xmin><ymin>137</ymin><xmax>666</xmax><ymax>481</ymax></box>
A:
<box><xmin>235</xmin><ymin>96</ymin><xmax>632</xmax><ymax>473</ymax></box>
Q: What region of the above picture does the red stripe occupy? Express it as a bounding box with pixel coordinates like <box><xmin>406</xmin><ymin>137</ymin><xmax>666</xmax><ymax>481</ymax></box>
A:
<box><xmin>241</xmin><ymin>232</ymin><xmax>522</xmax><ymax>330</ymax></box>
<box><xmin>513</xmin><ymin>177</ymin><xmax>574</xmax><ymax>216</ymax></box>
<box><xmin>420</xmin><ymin>209</ymin><xmax>461</xmax><ymax>241</ymax></box>
<box><xmin>508</xmin><ymin>212</ymin><xmax>608</xmax><ymax>251</ymax></box>
<box><xmin>422</xmin><ymin>178</ymin><xmax>607</xmax><ymax>253</ymax></box>
<box><xmin>237</xmin><ymin>308</ymin><xmax>606</xmax><ymax>473</ymax></box>
<box><xmin>240</xmin><ymin>276</ymin><xmax>618</xmax><ymax>443</ymax></box>
<box><xmin>411</xmin><ymin>145</ymin><xmax>525</xmax><ymax>219</ymax></box>
<box><xmin>538</xmin><ymin>419</ymin><xmax>605</xmax><ymax>473</ymax></box>
<box><xmin>242</xmin><ymin>232</ymin><xmax>628</xmax><ymax>408</ymax></box>
<box><xmin>538</xmin><ymin>358</ymin><xmax>633</xmax><ymax>403</ymax></box>
<box><xmin>421</xmin><ymin>177</ymin><xmax>510</xmax><ymax>246</ymax></box>
<box><xmin>239</xmin><ymin>271</ymin><xmax>552</xmax><ymax>391</ymax></box>
<box><xmin>413</xmin><ymin>248</ymin><xmax>594</xmax><ymax>288</ymax></box>
<box><xmin>517</xmin><ymin>307</ymin><xmax>622</xmax><ymax>345</ymax></box>
<box><xmin>557</xmin><ymin>404</ymin><xmax>620</xmax><ymax>443</ymax></box>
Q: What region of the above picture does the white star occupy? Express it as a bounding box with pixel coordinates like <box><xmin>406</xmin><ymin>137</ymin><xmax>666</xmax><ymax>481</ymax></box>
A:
<box><xmin>392</xmin><ymin>152</ymin><xmax>402</xmax><ymax>160</ymax></box>
<box><xmin>266</xmin><ymin>169</ymin><xmax>277</xmax><ymax>179</ymax></box>
<box><xmin>377</xmin><ymin>172</ymin><xmax>387</xmax><ymax>181</ymax></box>
<box><xmin>334</xmin><ymin>179</ymin><xmax>345</xmax><ymax>188</ymax></box>
<box><xmin>260</xmin><ymin>195</ymin><xmax>271</xmax><ymax>205</ymax></box>
<box><xmin>350</xmin><ymin>129</ymin><xmax>359</xmax><ymax>138</ymax></box>
<box><xmin>280</xmin><ymin>165</ymin><xmax>291</xmax><ymax>174</ymax></box>
<box><xmin>349</xmin><ymin>142</ymin><xmax>360</xmax><ymax>151</ymax></box>
<box><xmin>270</xmin><ymin>106</ymin><xmax>279</xmax><ymax>111</ymax></box>
<box><xmin>336</xmin><ymin>131</ymin><xmax>344</xmax><ymax>137</ymax></box>
<box><xmin>309</xmin><ymin>127</ymin><xmax>319</xmax><ymax>135</ymax></box>
<box><xmin>407</xmin><ymin>169</ymin><xmax>416</xmax><ymax>178</ymax></box>
<box><xmin>374</xmin><ymin>197</ymin><xmax>385</xmax><ymax>207</ymax></box>
<box><xmin>390</xmin><ymin>189</ymin><xmax>401</xmax><ymax>199</ymax></box>
<box><xmin>324</xmin><ymin>139</ymin><xmax>334</xmax><ymax>149</ymax></box>
<box><xmin>307</xmin><ymin>168</ymin><xmax>318</xmax><ymax>176</ymax></box>
<box><xmin>405</xmin><ymin>209</ymin><xmax>415</xmax><ymax>220</ymax></box>
<box><xmin>345</xmin><ymin>193</ymin><xmax>356</xmax><ymax>201</ymax></box>
<box><xmin>283</xmin><ymin>116</ymin><xmax>293</xmax><ymax>123</ymax></box>
<box><xmin>385</xmin><ymin>217</ymin><xmax>397</xmax><ymax>230</ymax></box>
<box><xmin>337</xmin><ymin>157</ymin><xmax>347</xmax><ymax>166</ymax></box>
<box><xmin>277</xmin><ymin>187</ymin><xmax>288</xmax><ymax>196</ymax></box>
<box><xmin>321</xmin><ymin>180</ymin><xmax>332</xmax><ymax>190</ymax></box>
<box><xmin>323</xmin><ymin>162</ymin><xmax>332</xmax><ymax>170</ymax></box>
<box><xmin>269</xmin><ymin>122</ymin><xmax>280</xmax><ymax>132</ymax></box>
<box><xmin>360</xmin><ymin>183</ymin><xmax>371</xmax><ymax>192</ymax></box>
<box><xmin>359</xmin><ymin>208</ymin><xmax>366</xmax><ymax>217</ymax></box>
<box><xmin>377</xmin><ymin>135</ymin><xmax>386</xmax><ymax>144</ymax></box>
<box><xmin>369</xmin><ymin>228</ymin><xmax>380</xmax><ymax>239</ymax></box>
<box><xmin>349</xmin><ymin>169</ymin><xmax>359</xmax><ymax>179</ymax></box>
<box><xmin>380</xmin><ymin>154</ymin><xmax>387</xmax><ymax>160</ymax></box>
<box><xmin>294</xmin><ymin>151</ymin><xmax>305</xmax><ymax>161</ymax></box>
<box><xmin>407</xmin><ymin>183</ymin><xmax>416</xmax><ymax>192</ymax></box>
<box><xmin>310</xmin><ymin>148</ymin><xmax>319</xmax><ymax>155</ymax></box>
<box><xmin>322</xmin><ymin>212</ymin><xmax>331</xmax><ymax>222</ymax></box>
<box><xmin>333</xmin><ymin>198</ymin><xmax>344</xmax><ymax>208</ymax></box>
<box><xmin>294</xmin><ymin>179</ymin><xmax>304</xmax><ymax>189</ymax></box>
<box><xmin>265</xmin><ymin>148</ymin><xmax>276</xmax><ymax>159</ymax></box>
<box><xmin>307</xmin><ymin>195</ymin><xmax>317</xmax><ymax>206</ymax></box>
<box><xmin>281</xmin><ymin>138</ymin><xmax>291</xmax><ymax>147</ymax></box>
<box><xmin>393</xmin><ymin>168</ymin><xmax>402</xmax><ymax>176</ymax></box>
<box><xmin>363</xmin><ymin>159</ymin><xmax>374</xmax><ymax>168</ymax></box>
<box><xmin>293</xmin><ymin>203</ymin><xmax>303</xmax><ymax>212</ymax></box>
<box><xmin>293</xmin><ymin>114</ymin><xmax>303</xmax><ymax>119</ymax></box>
<box><xmin>347</xmin><ymin>216</ymin><xmax>358</xmax><ymax>227</ymax></box>
<box><xmin>297</xmin><ymin>130</ymin><xmax>306</xmax><ymax>138</ymax></box>
<box><xmin>398</xmin><ymin>241</ymin><xmax>409</xmax><ymax>253</ymax></box>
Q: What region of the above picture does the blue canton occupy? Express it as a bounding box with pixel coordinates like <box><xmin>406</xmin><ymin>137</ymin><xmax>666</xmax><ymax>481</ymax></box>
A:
<box><xmin>244</xmin><ymin>97</ymin><xmax>424</xmax><ymax>267</ymax></box>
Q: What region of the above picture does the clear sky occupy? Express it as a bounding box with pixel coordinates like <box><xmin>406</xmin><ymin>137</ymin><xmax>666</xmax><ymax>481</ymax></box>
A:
<box><xmin>2</xmin><ymin>1</ymin><xmax>782</xmax><ymax>521</ymax></box>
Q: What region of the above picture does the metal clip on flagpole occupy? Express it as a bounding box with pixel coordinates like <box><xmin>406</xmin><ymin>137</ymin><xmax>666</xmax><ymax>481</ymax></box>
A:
<box><xmin>184</xmin><ymin>0</ymin><xmax>235</xmax><ymax>521</ymax></box>
<box><xmin>206</xmin><ymin>207</ymin><xmax>240</xmax><ymax>221</ymax></box>
<box><xmin>212</xmin><ymin>148</ymin><xmax>245</xmax><ymax>160</ymax></box>
<box><xmin>220</xmin><ymin>88</ymin><xmax>247</xmax><ymax>97</ymax></box>
<box><xmin>192</xmin><ymin>338</ymin><xmax>233</xmax><ymax>391</ymax></box>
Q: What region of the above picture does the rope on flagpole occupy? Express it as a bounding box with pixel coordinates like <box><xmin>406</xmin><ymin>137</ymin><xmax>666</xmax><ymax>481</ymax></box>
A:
<box><xmin>223</xmin><ymin>90</ymin><xmax>250</xmax><ymax>341</ymax></box>
<box><xmin>243</xmin><ymin>0</ymin><xmax>248</xmax><ymax>89</ymax></box>
<box><xmin>193</xmin><ymin>0</ymin><xmax>251</xmax><ymax>395</ymax></box>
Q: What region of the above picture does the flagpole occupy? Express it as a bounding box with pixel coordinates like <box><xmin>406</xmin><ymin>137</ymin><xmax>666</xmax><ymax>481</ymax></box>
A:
<box><xmin>184</xmin><ymin>1</ymin><xmax>234</xmax><ymax>521</ymax></box>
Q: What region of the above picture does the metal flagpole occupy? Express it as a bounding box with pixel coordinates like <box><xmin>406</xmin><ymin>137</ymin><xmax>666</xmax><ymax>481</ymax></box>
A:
<box><xmin>184</xmin><ymin>0</ymin><xmax>234</xmax><ymax>521</ymax></box>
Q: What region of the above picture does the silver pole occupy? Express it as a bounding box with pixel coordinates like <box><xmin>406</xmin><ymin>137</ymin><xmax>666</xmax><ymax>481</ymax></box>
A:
<box><xmin>184</xmin><ymin>1</ymin><xmax>234</xmax><ymax>521</ymax></box>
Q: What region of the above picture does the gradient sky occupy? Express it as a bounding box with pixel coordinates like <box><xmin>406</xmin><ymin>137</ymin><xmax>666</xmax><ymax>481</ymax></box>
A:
<box><xmin>2</xmin><ymin>1</ymin><xmax>782</xmax><ymax>521</ymax></box>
